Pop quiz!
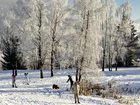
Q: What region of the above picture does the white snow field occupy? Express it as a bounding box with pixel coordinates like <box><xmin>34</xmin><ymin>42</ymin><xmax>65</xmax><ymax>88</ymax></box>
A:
<box><xmin>0</xmin><ymin>68</ymin><xmax>140</xmax><ymax>105</ymax></box>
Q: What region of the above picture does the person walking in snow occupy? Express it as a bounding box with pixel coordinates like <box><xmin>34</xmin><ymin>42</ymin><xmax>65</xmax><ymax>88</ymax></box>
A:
<box><xmin>24</xmin><ymin>72</ymin><xmax>29</xmax><ymax>85</ymax></box>
<box><xmin>12</xmin><ymin>74</ymin><xmax>17</xmax><ymax>88</ymax></box>
<box><xmin>73</xmin><ymin>81</ymin><xmax>80</xmax><ymax>104</ymax></box>
<box><xmin>66</xmin><ymin>75</ymin><xmax>73</xmax><ymax>90</ymax></box>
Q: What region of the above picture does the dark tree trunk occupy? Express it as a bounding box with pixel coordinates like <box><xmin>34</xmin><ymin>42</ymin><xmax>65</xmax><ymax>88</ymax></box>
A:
<box><xmin>40</xmin><ymin>69</ymin><xmax>43</xmax><ymax>78</ymax></box>
<box><xmin>115</xmin><ymin>56</ymin><xmax>118</xmax><ymax>71</ymax></box>
<box><xmin>50</xmin><ymin>35</ymin><xmax>55</xmax><ymax>77</ymax></box>
<box><xmin>75</xmin><ymin>59</ymin><xmax>82</xmax><ymax>82</ymax></box>
<box><xmin>102</xmin><ymin>49</ymin><xmax>105</xmax><ymax>71</ymax></box>
<box><xmin>115</xmin><ymin>64</ymin><xmax>118</xmax><ymax>71</ymax></box>
<box><xmin>102</xmin><ymin>20</ymin><xmax>108</xmax><ymax>72</ymax></box>
<box><xmin>76</xmin><ymin>68</ymin><xmax>78</xmax><ymax>81</ymax></box>
<box><xmin>37</xmin><ymin>5</ymin><xmax>44</xmax><ymax>79</ymax></box>
<box><xmin>38</xmin><ymin>40</ymin><xmax>43</xmax><ymax>78</ymax></box>
<box><xmin>51</xmin><ymin>50</ymin><xmax>54</xmax><ymax>77</ymax></box>
<box><xmin>108</xmin><ymin>52</ymin><xmax>111</xmax><ymax>71</ymax></box>
<box><xmin>50</xmin><ymin>17</ymin><xmax>58</xmax><ymax>77</ymax></box>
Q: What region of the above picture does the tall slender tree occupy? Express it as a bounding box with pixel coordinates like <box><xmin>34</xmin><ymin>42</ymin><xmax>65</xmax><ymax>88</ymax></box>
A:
<box><xmin>73</xmin><ymin>0</ymin><xmax>106</xmax><ymax>81</ymax></box>
<box><xmin>46</xmin><ymin>0</ymin><xmax>69</xmax><ymax>77</ymax></box>
<box><xmin>115</xmin><ymin>0</ymin><xmax>132</xmax><ymax>69</ymax></box>
<box><xmin>101</xmin><ymin>0</ymin><xmax>117</xmax><ymax>71</ymax></box>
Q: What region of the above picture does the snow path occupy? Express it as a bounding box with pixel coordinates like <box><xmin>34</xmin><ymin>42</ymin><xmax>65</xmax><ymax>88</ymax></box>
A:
<box><xmin>0</xmin><ymin>88</ymin><xmax>117</xmax><ymax>105</ymax></box>
<box><xmin>2</xmin><ymin>68</ymin><xmax>139</xmax><ymax>105</ymax></box>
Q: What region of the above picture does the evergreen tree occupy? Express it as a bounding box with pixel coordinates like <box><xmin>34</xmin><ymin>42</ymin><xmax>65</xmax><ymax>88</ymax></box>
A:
<box><xmin>124</xmin><ymin>23</ymin><xmax>139</xmax><ymax>66</ymax></box>
<box><xmin>1</xmin><ymin>34</ymin><xmax>26</xmax><ymax>71</ymax></box>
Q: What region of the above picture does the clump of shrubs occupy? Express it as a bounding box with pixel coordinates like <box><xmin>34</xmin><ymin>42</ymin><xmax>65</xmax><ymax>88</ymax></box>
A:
<box><xmin>118</xmin><ymin>96</ymin><xmax>139</xmax><ymax>105</ymax></box>
<box><xmin>79</xmin><ymin>79</ymin><xmax>106</xmax><ymax>96</ymax></box>
<box><xmin>79</xmin><ymin>79</ymin><xmax>139</xmax><ymax>105</ymax></box>
<box><xmin>79</xmin><ymin>80</ymin><xmax>93</xmax><ymax>96</ymax></box>
<box><xmin>79</xmin><ymin>79</ymin><xmax>120</xmax><ymax>99</ymax></box>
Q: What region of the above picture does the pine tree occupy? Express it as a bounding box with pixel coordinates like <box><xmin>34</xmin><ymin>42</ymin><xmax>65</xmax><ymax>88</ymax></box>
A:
<box><xmin>1</xmin><ymin>33</ymin><xmax>26</xmax><ymax>71</ymax></box>
<box><xmin>124</xmin><ymin>23</ymin><xmax>139</xmax><ymax>66</ymax></box>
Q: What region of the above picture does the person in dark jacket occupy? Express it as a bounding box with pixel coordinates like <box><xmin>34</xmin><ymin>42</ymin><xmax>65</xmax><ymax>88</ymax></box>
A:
<box><xmin>66</xmin><ymin>75</ymin><xmax>73</xmax><ymax>90</ymax></box>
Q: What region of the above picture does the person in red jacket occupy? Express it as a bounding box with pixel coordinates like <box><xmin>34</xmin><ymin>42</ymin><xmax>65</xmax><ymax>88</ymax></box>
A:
<box><xmin>12</xmin><ymin>74</ymin><xmax>17</xmax><ymax>88</ymax></box>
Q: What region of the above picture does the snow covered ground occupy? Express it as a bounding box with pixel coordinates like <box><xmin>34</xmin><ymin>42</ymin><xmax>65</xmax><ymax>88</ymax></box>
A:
<box><xmin>0</xmin><ymin>68</ymin><xmax>140</xmax><ymax>105</ymax></box>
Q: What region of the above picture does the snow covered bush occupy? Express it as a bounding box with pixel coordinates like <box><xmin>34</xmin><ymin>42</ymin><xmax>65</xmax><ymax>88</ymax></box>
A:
<box><xmin>79</xmin><ymin>79</ymin><xmax>118</xmax><ymax>97</ymax></box>
<box><xmin>88</xmin><ymin>77</ymin><xmax>140</xmax><ymax>104</ymax></box>
<box><xmin>101</xmin><ymin>87</ymin><xmax>120</xmax><ymax>99</ymax></box>
<box><xmin>79</xmin><ymin>79</ymin><xmax>105</xmax><ymax>96</ymax></box>
<box><xmin>118</xmin><ymin>96</ymin><xmax>139</xmax><ymax>105</ymax></box>
<box><xmin>115</xmin><ymin>83</ymin><xmax>140</xmax><ymax>94</ymax></box>
<box><xmin>99</xmin><ymin>79</ymin><xmax>121</xmax><ymax>99</ymax></box>
<box><xmin>79</xmin><ymin>78</ymin><xmax>126</xmax><ymax>101</ymax></box>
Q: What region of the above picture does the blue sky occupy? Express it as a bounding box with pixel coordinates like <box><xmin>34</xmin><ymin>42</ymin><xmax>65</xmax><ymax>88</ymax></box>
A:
<box><xmin>69</xmin><ymin>0</ymin><xmax>140</xmax><ymax>20</ymax></box>
<box><xmin>116</xmin><ymin>0</ymin><xmax>140</xmax><ymax>20</ymax></box>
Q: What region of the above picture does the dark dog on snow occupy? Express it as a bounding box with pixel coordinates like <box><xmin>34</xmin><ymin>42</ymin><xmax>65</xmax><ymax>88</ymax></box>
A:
<box><xmin>52</xmin><ymin>84</ymin><xmax>59</xmax><ymax>89</ymax></box>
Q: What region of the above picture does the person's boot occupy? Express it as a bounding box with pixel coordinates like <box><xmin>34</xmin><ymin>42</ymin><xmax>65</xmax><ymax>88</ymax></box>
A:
<box><xmin>15</xmin><ymin>84</ymin><xmax>17</xmax><ymax>88</ymax></box>
<box><xmin>78</xmin><ymin>101</ymin><xmax>80</xmax><ymax>104</ymax></box>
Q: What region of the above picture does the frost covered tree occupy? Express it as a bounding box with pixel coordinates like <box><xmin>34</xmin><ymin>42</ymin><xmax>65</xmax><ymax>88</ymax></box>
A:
<box><xmin>46</xmin><ymin>0</ymin><xmax>70</xmax><ymax>77</ymax></box>
<box><xmin>14</xmin><ymin>0</ymin><xmax>49</xmax><ymax>78</ymax></box>
<box><xmin>101</xmin><ymin>0</ymin><xmax>117</xmax><ymax>71</ymax></box>
<box><xmin>73</xmin><ymin>0</ymin><xmax>105</xmax><ymax>81</ymax></box>
<box><xmin>115</xmin><ymin>0</ymin><xmax>132</xmax><ymax>69</ymax></box>
<box><xmin>101</xmin><ymin>0</ymin><xmax>133</xmax><ymax>71</ymax></box>
<box><xmin>14</xmin><ymin>0</ymin><xmax>71</xmax><ymax>77</ymax></box>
